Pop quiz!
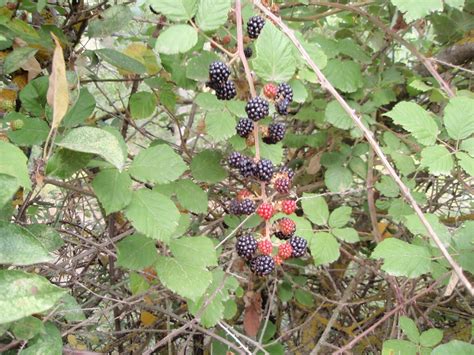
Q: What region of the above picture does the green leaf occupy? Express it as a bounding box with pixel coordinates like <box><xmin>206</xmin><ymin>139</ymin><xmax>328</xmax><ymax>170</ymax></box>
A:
<box><xmin>399</xmin><ymin>316</ymin><xmax>420</xmax><ymax>343</ymax></box>
<box><xmin>382</xmin><ymin>339</ymin><xmax>417</xmax><ymax>355</ymax></box>
<box><xmin>420</xmin><ymin>145</ymin><xmax>454</xmax><ymax>176</ymax></box>
<box><xmin>196</xmin><ymin>0</ymin><xmax>231</xmax><ymax>32</ymax></box>
<box><xmin>3</xmin><ymin>47</ymin><xmax>37</xmax><ymax>75</ymax></box>
<box><xmin>460</xmin><ymin>137</ymin><xmax>474</xmax><ymax>156</ymax></box>
<box><xmin>195</xmin><ymin>92</ymin><xmax>225</xmax><ymax>110</ymax></box>
<box><xmin>149</xmin><ymin>0</ymin><xmax>198</xmax><ymax>21</ymax></box>
<box><xmin>376</xmin><ymin>175</ymin><xmax>400</xmax><ymax>197</ymax></box>
<box><xmin>322</xmin><ymin>59</ymin><xmax>362</xmax><ymax>93</ymax></box>
<box><xmin>129</xmin><ymin>91</ymin><xmax>157</xmax><ymax>119</ymax></box>
<box><xmin>444</xmin><ymin>0</ymin><xmax>465</xmax><ymax>9</ymax></box>
<box><xmin>155</xmin><ymin>256</ymin><xmax>212</xmax><ymax>301</ymax></box>
<box><xmin>252</xmin><ymin>22</ymin><xmax>296</xmax><ymax>82</ymax></box>
<box><xmin>191</xmin><ymin>150</ymin><xmax>228</xmax><ymax>183</ymax></box>
<box><xmin>454</xmin><ymin>221</ymin><xmax>474</xmax><ymax>274</ymax></box>
<box><xmin>129</xmin><ymin>144</ymin><xmax>186</xmax><ymax>184</ymax></box>
<box><xmin>88</xmin><ymin>5</ymin><xmax>133</xmax><ymax>37</ymax></box>
<box><xmin>0</xmin><ymin>221</ymin><xmax>52</xmax><ymax>265</ymax></box>
<box><xmin>205</xmin><ymin>111</ymin><xmax>235</xmax><ymax>142</ymax></box>
<box><xmin>420</xmin><ymin>328</ymin><xmax>443</xmax><ymax>347</ymax></box>
<box><xmin>0</xmin><ymin>174</ymin><xmax>19</xmax><ymax>208</ymax></box>
<box><xmin>384</xmin><ymin>102</ymin><xmax>439</xmax><ymax>146</ymax></box>
<box><xmin>310</xmin><ymin>232</ymin><xmax>340</xmax><ymax>266</ymax></box>
<box><xmin>129</xmin><ymin>272</ymin><xmax>150</xmax><ymax>295</ymax></box>
<box><xmin>332</xmin><ymin>228</ymin><xmax>360</xmax><ymax>243</ymax></box>
<box><xmin>170</xmin><ymin>236</ymin><xmax>217</xmax><ymax>268</ymax></box>
<box><xmin>289</xmin><ymin>79</ymin><xmax>308</xmax><ymax>103</ymax></box>
<box><xmin>371</xmin><ymin>238</ymin><xmax>431</xmax><ymax>278</ymax></box>
<box><xmin>6</xmin><ymin>113</ymin><xmax>49</xmax><ymax>146</ymax></box>
<box><xmin>96</xmin><ymin>48</ymin><xmax>146</xmax><ymax>74</ymax></box>
<box><xmin>19</xmin><ymin>76</ymin><xmax>49</xmax><ymax>117</ymax></box>
<box><xmin>404</xmin><ymin>213</ymin><xmax>451</xmax><ymax>247</ymax></box>
<box><xmin>432</xmin><ymin>340</ymin><xmax>474</xmax><ymax>355</ymax></box>
<box><xmin>328</xmin><ymin>206</ymin><xmax>352</xmax><ymax>228</ymax></box>
<box><xmin>116</xmin><ymin>234</ymin><xmax>159</xmax><ymax>271</ymax></box>
<box><xmin>25</xmin><ymin>224</ymin><xmax>64</xmax><ymax>252</ymax></box>
<box><xmin>156</xmin><ymin>25</ymin><xmax>198</xmax><ymax>55</ymax></box>
<box><xmin>186</xmin><ymin>51</ymin><xmax>220</xmax><ymax>81</ymax></box>
<box><xmin>46</xmin><ymin>149</ymin><xmax>92</xmax><ymax>179</ymax></box>
<box><xmin>57</xmin><ymin>127</ymin><xmax>126</xmax><ymax>170</ymax></box>
<box><xmin>11</xmin><ymin>316</ymin><xmax>44</xmax><ymax>340</ymax></box>
<box><xmin>456</xmin><ymin>152</ymin><xmax>474</xmax><ymax>176</ymax></box>
<box><xmin>257</xmin><ymin>139</ymin><xmax>284</xmax><ymax>165</ymax></box>
<box><xmin>325</xmin><ymin>100</ymin><xmax>354</xmax><ymax>130</ymax></box>
<box><xmin>92</xmin><ymin>169</ymin><xmax>133</xmax><ymax>215</ymax></box>
<box><xmin>21</xmin><ymin>322</ymin><xmax>62</xmax><ymax>355</ymax></box>
<box><xmin>324</xmin><ymin>166</ymin><xmax>352</xmax><ymax>192</ymax></box>
<box><xmin>295</xmin><ymin>289</ymin><xmax>314</xmax><ymax>307</ymax></box>
<box><xmin>0</xmin><ymin>141</ymin><xmax>31</xmax><ymax>189</ymax></box>
<box><xmin>57</xmin><ymin>294</ymin><xmax>86</xmax><ymax>322</ymax></box>
<box><xmin>301</xmin><ymin>194</ymin><xmax>329</xmax><ymax>225</ymax></box>
<box><xmin>0</xmin><ymin>270</ymin><xmax>66</xmax><ymax>324</ymax></box>
<box><xmin>125</xmin><ymin>189</ymin><xmax>180</xmax><ymax>243</ymax></box>
<box><xmin>443</xmin><ymin>96</ymin><xmax>474</xmax><ymax>140</ymax></box>
<box><xmin>175</xmin><ymin>179</ymin><xmax>208</xmax><ymax>214</ymax></box>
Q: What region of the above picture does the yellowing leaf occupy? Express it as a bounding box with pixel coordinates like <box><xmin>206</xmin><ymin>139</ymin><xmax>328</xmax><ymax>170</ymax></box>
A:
<box><xmin>47</xmin><ymin>33</ymin><xmax>69</xmax><ymax>129</ymax></box>
<box><xmin>140</xmin><ymin>311</ymin><xmax>157</xmax><ymax>326</ymax></box>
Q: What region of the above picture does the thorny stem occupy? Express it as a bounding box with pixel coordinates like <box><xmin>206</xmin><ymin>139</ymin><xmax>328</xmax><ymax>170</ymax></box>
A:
<box><xmin>253</xmin><ymin>0</ymin><xmax>473</xmax><ymax>297</ymax></box>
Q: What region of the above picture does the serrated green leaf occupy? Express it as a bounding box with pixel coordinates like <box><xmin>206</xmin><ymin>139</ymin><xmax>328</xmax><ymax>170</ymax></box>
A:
<box><xmin>205</xmin><ymin>111</ymin><xmax>235</xmax><ymax>142</ymax></box>
<box><xmin>57</xmin><ymin>127</ymin><xmax>126</xmax><ymax>171</ymax></box>
<box><xmin>390</xmin><ymin>0</ymin><xmax>443</xmax><ymax>22</ymax></box>
<box><xmin>325</xmin><ymin>100</ymin><xmax>354</xmax><ymax>130</ymax></box>
<box><xmin>156</xmin><ymin>25</ymin><xmax>198</xmax><ymax>55</ymax></box>
<box><xmin>252</xmin><ymin>22</ymin><xmax>296</xmax><ymax>82</ymax></box>
<box><xmin>46</xmin><ymin>149</ymin><xmax>92</xmax><ymax>179</ymax></box>
<box><xmin>310</xmin><ymin>232</ymin><xmax>340</xmax><ymax>266</ymax></box>
<box><xmin>328</xmin><ymin>206</ymin><xmax>352</xmax><ymax>228</ymax></box>
<box><xmin>170</xmin><ymin>236</ymin><xmax>217</xmax><ymax>268</ymax></box>
<box><xmin>186</xmin><ymin>51</ymin><xmax>220</xmax><ymax>81</ymax></box>
<box><xmin>88</xmin><ymin>5</ymin><xmax>133</xmax><ymax>37</ymax></box>
<box><xmin>62</xmin><ymin>88</ymin><xmax>96</xmax><ymax>128</ymax></box>
<box><xmin>175</xmin><ymin>180</ymin><xmax>208</xmax><ymax>214</ymax></box>
<box><xmin>382</xmin><ymin>339</ymin><xmax>417</xmax><ymax>355</ymax></box>
<box><xmin>301</xmin><ymin>195</ymin><xmax>329</xmax><ymax>225</ymax></box>
<box><xmin>3</xmin><ymin>47</ymin><xmax>37</xmax><ymax>74</ymax></box>
<box><xmin>56</xmin><ymin>294</ymin><xmax>86</xmax><ymax>322</ymax></box>
<box><xmin>460</xmin><ymin>138</ymin><xmax>474</xmax><ymax>156</ymax></box>
<box><xmin>332</xmin><ymin>228</ymin><xmax>360</xmax><ymax>243</ymax></box>
<box><xmin>322</xmin><ymin>59</ymin><xmax>362</xmax><ymax>93</ymax></box>
<box><xmin>420</xmin><ymin>328</ymin><xmax>443</xmax><ymax>347</ymax></box>
<box><xmin>376</xmin><ymin>175</ymin><xmax>400</xmax><ymax>197</ymax></box>
<box><xmin>148</xmin><ymin>0</ymin><xmax>198</xmax><ymax>21</ymax></box>
<box><xmin>124</xmin><ymin>189</ymin><xmax>180</xmax><ymax>243</ymax></box>
<box><xmin>444</xmin><ymin>0</ymin><xmax>465</xmax><ymax>9</ymax></box>
<box><xmin>19</xmin><ymin>76</ymin><xmax>48</xmax><ymax>117</ymax></box>
<box><xmin>6</xmin><ymin>114</ymin><xmax>49</xmax><ymax>147</ymax></box>
<box><xmin>196</xmin><ymin>0</ymin><xmax>231</xmax><ymax>32</ymax></box>
<box><xmin>324</xmin><ymin>166</ymin><xmax>352</xmax><ymax>192</ymax></box>
<box><xmin>384</xmin><ymin>102</ymin><xmax>439</xmax><ymax>146</ymax></box>
<box><xmin>129</xmin><ymin>144</ymin><xmax>186</xmax><ymax>184</ymax></box>
<box><xmin>399</xmin><ymin>316</ymin><xmax>420</xmax><ymax>343</ymax></box>
<box><xmin>191</xmin><ymin>150</ymin><xmax>228</xmax><ymax>183</ymax></box>
<box><xmin>407</xmin><ymin>212</ymin><xmax>452</xmax><ymax>248</ymax></box>
<box><xmin>195</xmin><ymin>92</ymin><xmax>225</xmax><ymax>110</ymax></box>
<box><xmin>0</xmin><ymin>141</ymin><xmax>31</xmax><ymax>190</ymax></box>
<box><xmin>116</xmin><ymin>234</ymin><xmax>158</xmax><ymax>271</ymax></box>
<box><xmin>456</xmin><ymin>152</ymin><xmax>474</xmax><ymax>176</ymax></box>
<box><xmin>25</xmin><ymin>224</ymin><xmax>64</xmax><ymax>252</ymax></box>
<box><xmin>432</xmin><ymin>340</ymin><xmax>474</xmax><ymax>355</ymax></box>
<box><xmin>371</xmin><ymin>238</ymin><xmax>431</xmax><ymax>278</ymax></box>
<box><xmin>420</xmin><ymin>145</ymin><xmax>454</xmax><ymax>176</ymax></box>
<box><xmin>129</xmin><ymin>91</ymin><xmax>157</xmax><ymax>119</ymax></box>
<box><xmin>92</xmin><ymin>169</ymin><xmax>133</xmax><ymax>215</ymax></box>
<box><xmin>0</xmin><ymin>221</ymin><xmax>52</xmax><ymax>265</ymax></box>
<box><xmin>0</xmin><ymin>270</ymin><xmax>66</xmax><ymax>324</ymax></box>
<box><xmin>295</xmin><ymin>289</ymin><xmax>314</xmax><ymax>307</ymax></box>
<box><xmin>96</xmin><ymin>49</ymin><xmax>147</xmax><ymax>74</ymax></box>
<box><xmin>454</xmin><ymin>221</ymin><xmax>474</xmax><ymax>274</ymax></box>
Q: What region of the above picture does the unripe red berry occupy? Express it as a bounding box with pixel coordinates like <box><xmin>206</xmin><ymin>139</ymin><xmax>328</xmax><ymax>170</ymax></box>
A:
<box><xmin>278</xmin><ymin>243</ymin><xmax>293</xmax><ymax>259</ymax></box>
<box><xmin>281</xmin><ymin>200</ymin><xmax>296</xmax><ymax>215</ymax></box>
<box><xmin>263</xmin><ymin>83</ymin><xmax>278</xmax><ymax>100</ymax></box>
<box><xmin>257</xmin><ymin>239</ymin><xmax>273</xmax><ymax>255</ymax></box>
<box><xmin>257</xmin><ymin>202</ymin><xmax>274</xmax><ymax>220</ymax></box>
<box><xmin>273</xmin><ymin>255</ymin><xmax>283</xmax><ymax>266</ymax></box>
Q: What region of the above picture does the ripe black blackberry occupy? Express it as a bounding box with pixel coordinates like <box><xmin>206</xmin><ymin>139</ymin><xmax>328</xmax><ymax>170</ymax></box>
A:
<box><xmin>263</xmin><ymin>122</ymin><xmax>286</xmax><ymax>144</ymax></box>
<box><xmin>250</xmin><ymin>255</ymin><xmax>275</xmax><ymax>276</ymax></box>
<box><xmin>279</xmin><ymin>166</ymin><xmax>295</xmax><ymax>180</ymax></box>
<box><xmin>236</xmin><ymin>234</ymin><xmax>257</xmax><ymax>259</ymax></box>
<box><xmin>247</xmin><ymin>16</ymin><xmax>265</xmax><ymax>39</ymax></box>
<box><xmin>277</xmin><ymin>83</ymin><xmax>293</xmax><ymax>102</ymax></box>
<box><xmin>236</xmin><ymin>118</ymin><xmax>254</xmax><ymax>138</ymax></box>
<box><xmin>274</xmin><ymin>176</ymin><xmax>290</xmax><ymax>194</ymax></box>
<box><xmin>228</xmin><ymin>152</ymin><xmax>243</xmax><ymax>168</ymax></box>
<box><xmin>244</xmin><ymin>46</ymin><xmax>253</xmax><ymax>58</ymax></box>
<box><xmin>245</xmin><ymin>97</ymin><xmax>269</xmax><ymax>121</ymax></box>
<box><xmin>239</xmin><ymin>157</ymin><xmax>257</xmax><ymax>178</ymax></box>
<box><xmin>209</xmin><ymin>61</ymin><xmax>230</xmax><ymax>86</ymax></box>
<box><xmin>276</xmin><ymin>98</ymin><xmax>290</xmax><ymax>115</ymax></box>
<box><xmin>215</xmin><ymin>81</ymin><xmax>236</xmax><ymax>100</ymax></box>
<box><xmin>289</xmin><ymin>236</ymin><xmax>307</xmax><ymax>257</ymax></box>
<box><xmin>255</xmin><ymin>159</ymin><xmax>274</xmax><ymax>182</ymax></box>
<box><xmin>229</xmin><ymin>199</ymin><xmax>242</xmax><ymax>215</ymax></box>
<box><xmin>240</xmin><ymin>199</ymin><xmax>256</xmax><ymax>215</ymax></box>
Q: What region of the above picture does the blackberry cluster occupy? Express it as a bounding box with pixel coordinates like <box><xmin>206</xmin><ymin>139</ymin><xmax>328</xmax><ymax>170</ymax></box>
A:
<box><xmin>208</xmin><ymin>61</ymin><xmax>236</xmax><ymax>100</ymax></box>
<box><xmin>236</xmin><ymin>234</ymin><xmax>258</xmax><ymax>259</ymax></box>
<box><xmin>239</xmin><ymin>156</ymin><xmax>257</xmax><ymax>177</ymax></box>
<box><xmin>255</xmin><ymin>159</ymin><xmax>274</xmax><ymax>182</ymax></box>
<box><xmin>228</xmin><ymin>152</ymin><xmax>244</xmax><ymax>168</ymax></box>
<box><xmin>244</xmin><ymin>47</ymin><xmax>253</xmax><ymax>58</ymax></box>
<box><xmin>274</xmin><ymin>176</ymin><xmax>290</xmax><ymax>194</ymax></box>
<box><xmin>245</xmin><ymin>97</ymin><xmax>269</xmax><ymax>121</ymax></box>
<box><xmin>289</xmin><ymin>236</ymin><xmax>307</xmax><ymax>257</ymax></box>
<box><xmin>275</xmin><ymin>83</ymin><xmax>294</xmax><ymax>115</ymax></box>
<box><xmin>236</xmin><ymin>118</ymin><xmax>254</xmax><ymax>138</ymax></box>
<box><xmin>247</xmin><ymin>16</ymin><xmax>265</xmax><ymax>39</ymax></box>
<box><xmin>230</xmin><ymin>199</ymin><xmax>256</xmax><ymax>215</ymax></box>
<box><xmin>263</xmin><ymin>122</ymin><xmax>286</xmax><ymax>144</ymax></box>
<box><xmin>250</xmin><ymin>255</ymin><xmax>275</xmax><ymax>276</ymax></box>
